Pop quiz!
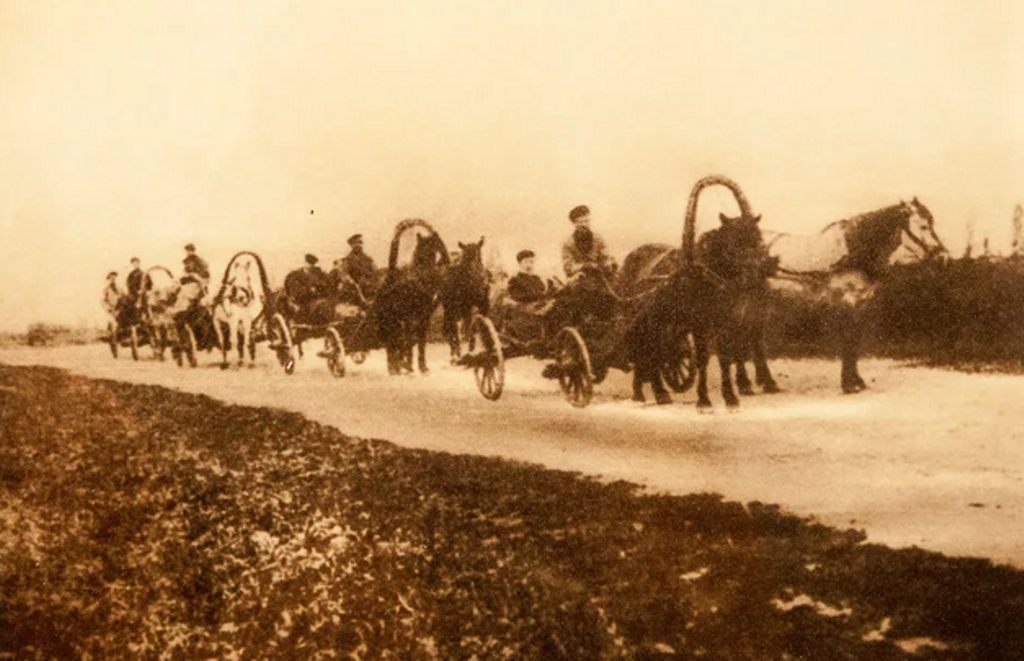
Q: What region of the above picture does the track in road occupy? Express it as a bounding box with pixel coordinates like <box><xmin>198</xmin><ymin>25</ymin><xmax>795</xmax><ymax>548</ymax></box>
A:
<box><xmin>2</xmin><ymin>343</ymin><xmax>1022</xmax><ymax>567</ymax></box>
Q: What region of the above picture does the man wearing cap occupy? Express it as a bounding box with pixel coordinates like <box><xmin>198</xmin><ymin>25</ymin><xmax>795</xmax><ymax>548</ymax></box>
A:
<box><xmin>545</xmin><ymin>205</ymin><xmax>618</xmax><ymax>328</ymax></box>
<box><xmin>182</xmin><ymin>243</ymin><xmax>210</xmax><ymax>287</ymax></box>
<box><xmin>285</xmin><ymin>254</ymin><xmax>331</xmax><ymax>317</ymax></box>
<box><xmin>338</xmin><ymin>234</ymin><xmax>379</xmax><ymax>300</ymax></box>
<box><xmin>561</xmin><ymin>205</ymin><xmax>616</xmax><ymax>280</ymax></box>
<box><xmin>507</xmin><ymin>250</ymin><xmax>548</xmax><ymax>305</ymax></box>
<box><xmin>123</xmin><ymin>258</ymin><xmax>151</xmax><ymax>325</ymax></box>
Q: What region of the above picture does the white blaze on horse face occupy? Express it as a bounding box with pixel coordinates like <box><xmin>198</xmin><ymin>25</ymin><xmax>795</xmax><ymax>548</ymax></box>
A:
<box><xmin>899</xmin><ymin>202</ymin><xmax>944</xmax><ymax>260</ymax></box>
<box><xmin>766</xmin><ymin>225</ymin><xmax>850</xmax><ymax>274</ymax></box>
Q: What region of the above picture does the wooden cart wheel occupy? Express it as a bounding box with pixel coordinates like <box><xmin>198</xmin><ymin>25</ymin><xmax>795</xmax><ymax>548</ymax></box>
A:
<box><xmin>130</xmin><ymin>326</ymin><xmax>139</xmax><ymax>361</ymax></box>
<box><xmin>108</xmin><ymin>322</ymin><xmax>118</xmax><ymax>358</ymax></box>
<box><xmin>350</xmin><ymin>352</ymin><xmax>367</xmax><ymax>364</ymax></box>
<box><xmin>556</xmin><ymin>327</ymin><xmax>593</xmax><ymax>408</ymax></box>
<box><xmin>470</xmin><ymin>315</ymin><xmax>504</xmax><ymax>401</ymax></box>
<box><xmin>269</xmin><ymin>313</ymin><xmax>296</xmax><ymax>375</ymax></box>
<box><xmin>324</xmin><ymin>327</ymin><xmax>346</xmax><ymax>378</ymax></box>
<box><xmin>663</xmin><ymin>331</ymin><xmax>697</xmax><ymax>393</ymax></box>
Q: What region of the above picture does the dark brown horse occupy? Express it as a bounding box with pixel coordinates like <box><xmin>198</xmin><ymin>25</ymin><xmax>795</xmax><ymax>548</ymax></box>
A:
<box><xmin>616</xmin><ymin>212</ymin><xmax>775</xmax><ymax>409</ymax></box>
<box><xmin>439</xmin><ymin>237</ymin><xmax>490</xmax><ymax>364</ymax></box>
<box><xmin>375</xmin><ymin>220</ymin><xmax>450</xmax><ymax>374</ymax></box>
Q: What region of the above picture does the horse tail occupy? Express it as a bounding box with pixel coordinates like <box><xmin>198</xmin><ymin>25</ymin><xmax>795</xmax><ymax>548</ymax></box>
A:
<box><xmin>388</xmin><ymin>218</ymin><xmax>450</xmax><ymax>271</ymax></box>
<box><xmin>682</xmin><ymin>175</ymin><xmax>754</xmax><ymax>265</ymax></box>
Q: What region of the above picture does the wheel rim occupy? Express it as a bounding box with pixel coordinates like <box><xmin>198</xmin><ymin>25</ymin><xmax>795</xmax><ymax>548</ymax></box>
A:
<box><xmin>556</xmin><ymin>328</ymin><xmax>593</xmax><ymax>408</ymax></box>
<box><xmin>325</xmin><ymin>328</ymin><xmax>346</xmax><ymax>378</ymax></box>
<box><xmin>471</xmin><ymin>316</ymin><xmax>504</xmax><ymax>401</ymax></box>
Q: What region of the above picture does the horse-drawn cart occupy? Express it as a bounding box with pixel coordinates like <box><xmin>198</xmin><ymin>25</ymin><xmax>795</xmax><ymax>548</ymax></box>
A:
<box><xmin>462</xmin><ymin>175</ymin><xmax>765</xmax><ymax>409</ymax></box>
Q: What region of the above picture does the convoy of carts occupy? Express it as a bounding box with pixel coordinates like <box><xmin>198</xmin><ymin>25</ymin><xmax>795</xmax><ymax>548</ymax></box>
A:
<box><xmin>104</xmin><ymin>175</ymin><xmax>756</xmax><ymax>409</ymax></box>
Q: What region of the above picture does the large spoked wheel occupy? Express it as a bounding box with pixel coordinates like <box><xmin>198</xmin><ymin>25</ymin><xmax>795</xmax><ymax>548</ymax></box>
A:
<box><xmin>107</xmin><ymin>321</ymin><xmax>118</xmax><ymax>358</ymax></box>
<box><xmin>269</xmin><ymin>313</ymin><xmax>296</xmax><ymax>375</ymax></box>
<box><xmin>663</xmin><ymin>331</ymin><xmax>697</xmax><ymax>393</ymax></box>
<box><xmin>130</xmin><ymin>326</ymin><xmax>139</xmax><ymax>361</ymax></box>
<box><xmin>470</xmin><ymin>315</ymin><xmax>504</xmax><ymax>401</ymax></box>
<box><xmin>556</xmin><ymin>327</ymin><xmax>593</xmax><ymax>408</ymax></box>
<box><xmin>324</xmin><ymin>327</ymin><xmax>346</xmax><ymax>378</ymax></box>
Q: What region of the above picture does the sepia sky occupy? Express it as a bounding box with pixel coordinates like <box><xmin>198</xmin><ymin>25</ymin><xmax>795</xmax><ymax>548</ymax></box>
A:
<box><xmin>2</xmin><ymin>0</ymin><xmax>1023</xmax><ymax>330</ymax></box>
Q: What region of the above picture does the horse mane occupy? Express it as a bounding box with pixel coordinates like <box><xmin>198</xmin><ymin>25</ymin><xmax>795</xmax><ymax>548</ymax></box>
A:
<box><xmin>387</xmin><ymin>218</ymin><xmax>450</xmax><ymax>271</ymax></box>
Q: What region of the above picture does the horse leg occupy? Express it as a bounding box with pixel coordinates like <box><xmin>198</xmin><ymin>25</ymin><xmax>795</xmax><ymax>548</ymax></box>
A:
<box><xmin>719</xmin><ymin>353</ymin><xmax>740</xmax><ymax>409</ymax></box>
<box><xmin>735</xmin><ymin>357</ymin><xmax>755</xmax><ymax>396</ymax></box>
<box><xmin>751</xmin><ymin>324</ymin><xmax>779</xmax><ymax>393</ymax></box>
<box><xmin>233</xmin><ymin>323</ymin><xmax>243</xmax><ymax>367</ymax></box>
<box><xmin>417</xmin><ymin>320</ymin><xmax>430</xmax><ymax>374</ymax></box>
<box><xmin>695</xmin><ymin>332</ymin><xmax>713</xmax><ymax>411</ymax></box>
<box><xmin>247</xmin><ymin>321</ymin><xmax>256</xmax><ymax>363</ymax></box>
<box><xmin>838</xmin><ymin>306</ymin><xmax>866</xmax><ymax>393</ymax></box>
<box><xmin>214</xmin><ymin>319</ymin><xmax>229</xmax><ymax>369</ymax></box>
<box><xmin>443</xmin><ymin>308</ymin><xmax>459</xmax><ymax>364</ymax></box>
<box><xmin>651</xmin><ymin>366</ymin><xmax>673</xmax><ymax>405</ymax></box>
<box><xmin>632</xmin><ymin>369</ymin><xmax>646</xmax><ymax>403</ymax></box>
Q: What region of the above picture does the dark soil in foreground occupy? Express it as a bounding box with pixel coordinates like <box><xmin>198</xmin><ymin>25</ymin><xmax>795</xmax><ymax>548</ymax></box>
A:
<box><xmin>1</xmin><ymin>365</ymin><xmax>1022</xmax><ymax>660</ymax></box>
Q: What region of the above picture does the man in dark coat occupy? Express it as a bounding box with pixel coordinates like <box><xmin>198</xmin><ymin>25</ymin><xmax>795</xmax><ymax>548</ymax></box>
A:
<box><xmin>284</xmin><ymin>254</ymin><xmax>332</xmax><ymax>322</ymax></box>
<box><xmin>339</xmin><ymin>234</ymin><xmax>379</xmax><ymax>299</ymax></box>
<box><xmin>122</xmin><ymin>258</ymin><xmax>151</xmax><ymax>325</ymax></box>
<box><xmin>182</xmin><ymin>243</ymin><xmax>210</xmax><ymax>287</ymax></box>
<box><xmin>507</xmin><ymin>250</ymin><xmax>548</xmax><ymax>305</ymax></box>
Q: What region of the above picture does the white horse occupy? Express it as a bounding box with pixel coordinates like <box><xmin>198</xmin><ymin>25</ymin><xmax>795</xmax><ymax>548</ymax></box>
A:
<box><xmin>144</xmin><ymin>266</ymin><xmax>181</xmax><ymax>360</ymax></box>
<box><xmin>212</xmin><ymin>252</ymin><xmax>270</xmax><ymax>369</ymax></box>
<box><xmin>737</xmin><ymin>198</ymin><xmax>948</xmax><ymax>394</ymax></box>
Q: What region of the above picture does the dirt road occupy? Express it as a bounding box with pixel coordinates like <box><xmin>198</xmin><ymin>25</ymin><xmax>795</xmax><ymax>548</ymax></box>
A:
<box><xmin>2</xmin><ymin>343</ymin><xmax>1022</xmax><ymax>567</ymax></box>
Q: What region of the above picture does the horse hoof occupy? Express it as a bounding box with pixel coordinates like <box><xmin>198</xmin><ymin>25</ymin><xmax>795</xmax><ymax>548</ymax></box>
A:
<box><xmin>738</xmin><ymin>385</ymin><xmax>755</xmax><ymax>396</ymax></box>
<box><xmin>632</xmin><ymin>393</ymin><xmax>646</xmax><ymax>403</ymax></box>
<box><xmin>655</xmin><ymin>393</ymin><xmax>673</xmax><ymax>406</ymax></box>
<box><xmin>762</xmin><ymin>382</ymin><xmax>781</xmax><ymax>394</ymax></box>
<box><xmin>697</xmin><ymin>402</ymin><xmax>714</xmax><ymax>414</ymax></box>
<box><xmin>220</xmin><ymin>363</ymin><xmax>229</xmax><ymax>371</ymax></box>
<box><xmin>726</xmin><ymin>402</ymin><xmax>741</xmax><ymax>412</ymax></box>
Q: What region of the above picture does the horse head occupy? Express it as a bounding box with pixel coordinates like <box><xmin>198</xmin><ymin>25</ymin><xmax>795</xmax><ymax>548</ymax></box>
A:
<box><xmin>704</xmin><ymin>212</ymin><xmax>777</xmax><ymax>285</ymax></box>
<box><xmin>226</xmin><ymin>260</ymin><xmax>255</xmax><ymax>307</ymax></box>
<box><xmin>413</xmin><ymin>232</ymin><xmax>450</xmax><ymax>269</ymax></box>
<box><xmin>898</xmin><ymin>198</ymin><xmax>948</xmax><ymax>262</ymax></box>
<box><xmin>456</xmin><ymin>237</ymin><xmax>485</xmax><ymax>273</ymax></box>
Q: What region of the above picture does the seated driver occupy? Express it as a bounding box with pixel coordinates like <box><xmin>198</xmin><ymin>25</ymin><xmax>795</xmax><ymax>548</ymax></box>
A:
<box><xmin>507</xmin><ymin>250</ymin><xmax>554</xmax><ymax>311</ymax></box>
<box><xmin>546</xmin><ymin>205</ymin><xmax>619</xmax><ymax>327</ymax></box>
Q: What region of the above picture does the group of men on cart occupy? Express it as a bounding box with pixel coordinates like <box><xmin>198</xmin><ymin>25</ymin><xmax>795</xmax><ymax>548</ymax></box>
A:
<box><xmin>103</xmin><ymin>244</ymin><xmax>211</xmax><ymax>330</ymax></box>
<box><xmin>281</xmin><ymin>234</ymin><xmax>381</xmax><ymax>324</ymax></box>
<box><xmin>103</xmin><ymin>204</ymin><xmax>618</xmax><ymax>345</ymax></box>
<box><xmin>505</xmin><ymin>204</ymin><xmax>619</xmax><ymax>335</ymax></box>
